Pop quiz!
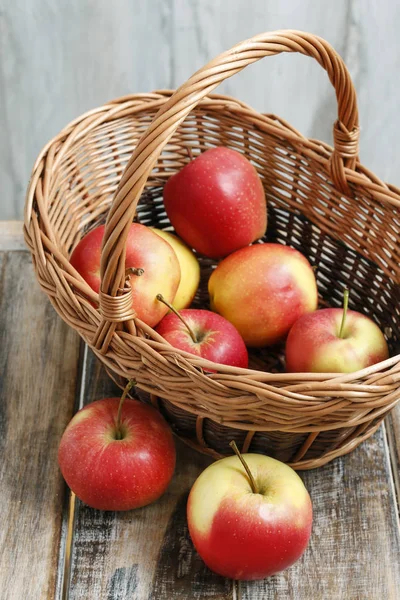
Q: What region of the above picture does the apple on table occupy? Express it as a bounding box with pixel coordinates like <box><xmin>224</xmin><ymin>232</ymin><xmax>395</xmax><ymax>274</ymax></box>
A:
<box><xmin>187</xmin><ymin>441</ymin><xmax>312</xmax><ymax>580</ymax></box>
<box><xmin>163</xmin><ymin>146</ymin><xmax>267</xmax><ymax>258</ymax></box>
<box><xmin>285</xmin><ymin>289</ymin><xmax>389</xmax><ymax>373</ymax></box>
<box><xmin>58</xmin><ymin>381</ymin><xmax>176</xmax><ymax>511</ymax></box>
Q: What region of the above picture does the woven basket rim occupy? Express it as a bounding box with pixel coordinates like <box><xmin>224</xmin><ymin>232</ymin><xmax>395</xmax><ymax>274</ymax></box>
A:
<box><xmin>24</xmin><ymin>89</ymin><xmax>400</xmax><ymax>384</ymax></box>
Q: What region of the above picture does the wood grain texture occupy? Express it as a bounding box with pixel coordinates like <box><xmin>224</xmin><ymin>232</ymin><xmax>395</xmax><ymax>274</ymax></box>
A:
<box><xmin>240</xmin><ymin>425</ymin><xmax>400</xmax><ymax>600</ymax></box>
<box><xmin>2</xmin><ymin>0</ymin><xmax>400</xmax><ymax>219</ymax></box>
<box><xmin>0</xmin><ymin>243</ymin><xmax>398</xmax><ymax>598</ymax></box>
<box><xmin>0</xmin><ymin>252</ymin><xmax>80</xmax><ymax>599</ymax></box>
<box><xmin>385</xmin><ymin>406</ymin><xmax>400</xmax><ymax>509</ymax></box>
<box><xmin>0</xmin><ymin>221</ymin><xmax>25</xmax><ymax>250</ymax></box>
<box><xmin>67</xmin><ymin>350</ymin><xmax>234</xmax><ymax>600</ymax></box>
<box><xmin>65</xmin><ymin>352</ymin><xmax>400</xmax><ymax>600</ymax></box>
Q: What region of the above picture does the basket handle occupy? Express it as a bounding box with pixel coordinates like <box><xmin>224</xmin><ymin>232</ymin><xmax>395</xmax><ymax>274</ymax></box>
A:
<box><xmin>95</xmin><ymin>30</ymin><xmax>359</xmax><ymax>347</ymax></box>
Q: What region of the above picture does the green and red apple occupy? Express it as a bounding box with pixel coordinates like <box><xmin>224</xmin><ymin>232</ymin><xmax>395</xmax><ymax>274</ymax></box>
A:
<box><xmin>209</xmin><ymin>243</ymin><xmax>318</xmax><ymax>347</ymax></box>
<box><xmin>285</xmin><ymin>291</ymin><xmax>389</xmax><ymax>372</ymax></box>
<box><xmin>70</xmin><ymin>223</ymin><xmax>181</xmax><ymax>327</ymax></box>
<box><xmin>187</xmin><ymin>446</ymin><xmax>312</xmax><ymax>580</ymax></box>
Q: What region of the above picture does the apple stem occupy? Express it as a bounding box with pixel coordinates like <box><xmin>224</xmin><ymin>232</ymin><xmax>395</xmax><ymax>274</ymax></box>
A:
<box><xmin>126</xmin><ymin>267</ymin><xmax>144</xmax><ymax>277</ymax></box>
<box><xmin>339</xmin><ymin>288</ymin><xmax>350</xmax><ymax>339</ymax></box>
<box><xmin>156</xmin><ymin>293</ymin><xmax>198</xmax><ymax>343</ymax></box>
<box><xmin>115</xmin><ymin>379</ymin><xmax>136</xmax><ymax>440</ymax></box>
<box><xmin>229</xmin><ymin>440</ymin><xmax>259</xmax><ymax>494</ymax></box>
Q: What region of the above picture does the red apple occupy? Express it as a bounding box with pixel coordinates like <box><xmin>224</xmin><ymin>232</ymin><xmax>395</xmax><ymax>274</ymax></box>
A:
<box><xmin>70</xmin><ymin>223</ymin><xmax>181</xmax><ymax>327</ymax></box>
<box><xmin>155</xmin><ymin>307</ymin><xmax>248</xmax><ymax>368</ymax></box>
<box><xmin>187</xmin><ymin>444</ymin><xmax>312</xmax><ymax>580</ymax></box>
<box><xmin>163</xmin><ymin>147</ymin><xmax>267</xmax><ymax>258</ymax></box>
<box><xmin>58</xmin><ymin>391</ymin><xmax>176</xmax><ymax>511</ymax></box>
<box><xmin>208</xmin><ymin>243</ymin><xmax>318</xmax><ymax>347</ymax></box>
<box><xmin>285</xmin><ymin>291</ymin><xmax>389</xmax><ymax>373</ymax></box>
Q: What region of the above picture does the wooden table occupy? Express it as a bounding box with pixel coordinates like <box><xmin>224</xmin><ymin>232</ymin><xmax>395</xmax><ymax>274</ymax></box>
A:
<box><xmin>1</xmin><ymin>221</ymin><xmax>400</xmax><ymax>600</ymax></box>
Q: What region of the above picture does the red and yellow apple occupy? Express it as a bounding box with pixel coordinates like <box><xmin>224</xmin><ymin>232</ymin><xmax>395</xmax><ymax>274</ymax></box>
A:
<box><xmin>187</xmin><ymin>450</ymin><xmax>312</xmax><ymax>580</ymax></box>
<box><xmin>155</xmin><ymin>308</ymin><xmax>248</xmax><ymax>368</ymax></box>
<box><xmin>150</xmin><ymin>228</ymin><xmax>200</xmax><ymax>310</ymax></box>
<box><xmin>285</xmin><ymin>303</ymin><xmax>389</xmax><ymax>373</ymax></box>
<box><xmin>163</xmin><ymin>147</ymin><xmax>267</xmax><ymax>258</ymax></box>
<box><xmin>208</xmin><ymin>243</ymin><xmax>318</xmax><ymax>347</ymax></box>
<box><xmin>58</xmin><ymin>395</ymin><xmax>176</xmax><ymax>511</ymax></box>
<box><xmin>70</xmin><ymin>223</ymin><xmax>181</xmax><ymax>327</ymax></box>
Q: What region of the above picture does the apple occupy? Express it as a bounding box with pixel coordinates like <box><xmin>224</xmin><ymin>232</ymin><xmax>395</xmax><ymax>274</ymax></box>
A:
<box><xmin>285</xmin><ymin>289</ymin><xmax>389</xmax><ymax>373</ymax></box>
<box><xmin>163</xmin><ymin>147</ymin><xmax>267</xmax><ymax>258</ymax></box>
<box><xmin>208</xmin><ymin>243</ymin><xmax>318</xmax><ymax>347</ymax></box>
<box><xmin>155</xmin><ymin>304</ymin><xmax>248</xmax><ymax>368</ymax></box>
<box><xmin>150</xmin><ymin>228</ymin><xmax>200</xmax><ymax>310</ymax></box>
<box><xmin>70</xmin><ymin>223</ymin><xmax>181</xmax><ymax>327</ymax></box>
<box><xmin>58</xmin><ymin>382</ymin><xmax>176</xmax><ymax>511</ymax></box>
<box><xmin>187</xmin><ymin>441</ymin><xmax>312</xmax><ymax>580</ymax></box>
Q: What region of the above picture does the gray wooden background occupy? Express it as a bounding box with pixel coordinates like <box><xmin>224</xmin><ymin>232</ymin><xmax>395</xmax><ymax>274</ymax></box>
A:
<box><xmin>1</xmin><ymin>0</ymin><xmax>399</xmax><ymax>220</ymax></box>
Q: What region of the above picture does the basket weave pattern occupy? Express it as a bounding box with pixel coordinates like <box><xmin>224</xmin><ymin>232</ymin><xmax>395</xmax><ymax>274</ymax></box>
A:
<box><xmin>25</xmin><ymin>31</ymin><xmax>400</xmax><ymax>468</ymax></box>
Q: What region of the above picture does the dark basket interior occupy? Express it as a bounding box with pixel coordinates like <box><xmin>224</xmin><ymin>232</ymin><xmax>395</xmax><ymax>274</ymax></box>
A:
<box><xmin>74</xmin><ymin>104</ymin><xmax>400</xmax><ymax>465</ymax></box>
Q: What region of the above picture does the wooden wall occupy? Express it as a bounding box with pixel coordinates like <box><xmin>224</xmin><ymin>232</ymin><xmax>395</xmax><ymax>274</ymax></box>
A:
<box><xmin>1</xmin><ymin>0</ymin><xmax>399</xmax><ymax>219</ymax></box>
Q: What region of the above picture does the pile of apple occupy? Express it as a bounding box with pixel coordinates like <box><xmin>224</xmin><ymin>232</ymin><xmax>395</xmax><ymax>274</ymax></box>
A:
<box><xmin>58</xmin><ymin>146</ymin><xmax>390</xmax><ymax>581</ymax></box>
<box><xmin>69</xmin><ymin>145</ymin><xmax>389</xmax><ymax>373</ymax></box>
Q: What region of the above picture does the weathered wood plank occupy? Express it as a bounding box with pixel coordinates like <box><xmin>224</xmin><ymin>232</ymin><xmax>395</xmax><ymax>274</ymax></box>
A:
<box><xmin>0</xmin><ymin>221</ymin><xmax>26</xmax><ymax>250</ymax></box>
<box><xmin>67</xmin><ymin>350</ymin><xmax>234</xmax><ymax>600</ymax></box>
<box><xmin>239</xmin><ymin>425</ymin><xmax>400</xmax><ymax>600</ymax></box>
<box><xmin>0</xmin><ymin>252</ymin><xmax>80</xmax><ymax>599</ymax></box>
<box><xmin>385</xmin><ymin>406</ymin><xmax>400</xmax><ymax>509</ymax></box>
<box><xmin>66</xmin><ymin>348</ymin><xmax>400</xmax><ymax>599</ymax></box>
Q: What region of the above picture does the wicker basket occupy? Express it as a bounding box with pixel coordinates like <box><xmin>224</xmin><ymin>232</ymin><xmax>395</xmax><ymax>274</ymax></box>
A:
<box><xmin>24</xmin><ymin>31</ymin><xmax>400</xmax><ymax>469</ymax></box>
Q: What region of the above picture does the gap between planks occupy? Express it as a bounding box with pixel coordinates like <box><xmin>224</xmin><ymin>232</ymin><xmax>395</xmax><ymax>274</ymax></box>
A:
<box><xmin>384</xmin><ymin>416</ymin><xmax>400</xmax><ymax>521</ymax></box>
<box><xmin>57</xmin><ymin>343</ymin><xmax>89</xmax><ymax>600</ymax></box>
<box><xmin>233</xmin><ymin>580</ymin><xmax>241</xmax><ymax>599</ymax></box>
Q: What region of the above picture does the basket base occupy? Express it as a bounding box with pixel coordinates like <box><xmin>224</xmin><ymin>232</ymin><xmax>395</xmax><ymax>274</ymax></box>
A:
<box><xmin>105</xmin><ymin>367</ymin><xmax>384</xmax><ymax>470</ymax></box>
<box><xmin>174</xmin><ymin>420</ymin><xmax>383</xmax><ymax>471</ymax></box>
